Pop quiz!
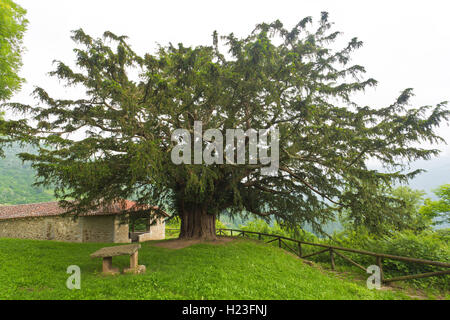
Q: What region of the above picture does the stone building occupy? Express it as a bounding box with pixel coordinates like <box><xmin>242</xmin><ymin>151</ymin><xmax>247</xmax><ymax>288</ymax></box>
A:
<box><xmin>0</xmin><ymin>200</ymin><xmax>168</xmax><ymax>243</ymax></box>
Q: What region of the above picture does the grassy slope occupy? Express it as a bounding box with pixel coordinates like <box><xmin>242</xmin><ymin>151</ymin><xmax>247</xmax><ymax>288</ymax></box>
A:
<box><xmin>0</xmin><ymin>238</ymin><xmax>410</xmax><ymax>300</ymax></box>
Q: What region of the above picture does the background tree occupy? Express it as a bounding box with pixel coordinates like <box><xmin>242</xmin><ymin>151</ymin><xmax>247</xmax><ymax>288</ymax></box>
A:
<box><xmin>340</xmin><ymin>186</ymin><xmax>432</xmax><ymax>235</ymax></box>
<box><xmin>390</xmin><ymin>186</ymin><xmax>431</xmax><ymax>232</ymax></box>
<box><xmin>420</xmin><ymin>184</ymin><xmax>450</xmax><ymax>226</ymax></box>
<box><xmin>0</xmin><ymin>0</ymin><xmax>28</xmax><ymax>156</ymax></box>
<box><xmin>0</xmin><ymin>0</ymin><xmax>28</xmax><ymax>101</ymax></box>
<box><xmin>6</xmin><ymin>13</ymin><xmax>449</xmax><ymax>239</ymax></box>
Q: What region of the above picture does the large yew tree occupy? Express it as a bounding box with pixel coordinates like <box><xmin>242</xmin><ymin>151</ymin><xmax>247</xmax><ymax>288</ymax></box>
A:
<box><xmin>5</xmin><ymin>13</ymin><xmax>449</xmax><ymax>239</ymax></box>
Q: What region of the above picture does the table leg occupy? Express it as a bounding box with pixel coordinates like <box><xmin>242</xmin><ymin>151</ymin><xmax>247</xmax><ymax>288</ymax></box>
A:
<box><xmin>102</xmin><ymin>256</ymin><xmax>119</xmax><ymax>275</ymax></box>
<box><xmin>103</xmin><ymin>257</ymin><xmax>113</xmax><ymax>273</ymax></box>
<box><xmin>124</xmin><ymin>251</ymin><xmax>145</xmax><ymax>274</ymax></box>
<box><xmin>130</xmin><ymin>251</ymin><xmax>138</xmax><ymax>269</ymax></box>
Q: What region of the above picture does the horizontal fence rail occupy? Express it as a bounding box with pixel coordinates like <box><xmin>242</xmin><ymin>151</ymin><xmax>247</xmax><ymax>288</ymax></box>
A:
<box><xmin>166</xmin><ymin>228</ymin><xmax>450</xmax><ymax>284</ymax></box>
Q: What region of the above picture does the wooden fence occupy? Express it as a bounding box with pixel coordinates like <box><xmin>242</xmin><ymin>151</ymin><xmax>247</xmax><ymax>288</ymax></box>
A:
<box><xmin>166</xmin><ymin>228</ymin><xmax>450</xmax><ymax>284</ymax></box>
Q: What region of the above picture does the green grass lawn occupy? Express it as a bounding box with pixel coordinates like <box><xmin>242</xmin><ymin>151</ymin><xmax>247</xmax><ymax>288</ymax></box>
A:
<box><xmin>0</xmin><ymin>237</ymin><xmax>410</xmax><ymax>300</ymax></box>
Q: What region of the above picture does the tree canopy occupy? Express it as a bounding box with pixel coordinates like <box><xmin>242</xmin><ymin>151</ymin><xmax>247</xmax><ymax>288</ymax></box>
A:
<box><xmin>0</xmin><ymin>0</ymin><xmax>28</xmax><ymax>101</ymax></box>
<box><xmin>4</xmin><ymin>13</ymin><xmax>449</xmax><ymax>239</ymax></box>
<box><xmin>420</xmin><ymin>184</ymin><xmax>450</xmax><ymax>226</ymax></box>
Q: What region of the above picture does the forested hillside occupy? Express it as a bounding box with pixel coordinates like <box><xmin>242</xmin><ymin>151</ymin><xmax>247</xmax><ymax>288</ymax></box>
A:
<box><xmin>0</xmin><ymin>144</ymin><xmax>54</xmax><ymax>205</ymax></box>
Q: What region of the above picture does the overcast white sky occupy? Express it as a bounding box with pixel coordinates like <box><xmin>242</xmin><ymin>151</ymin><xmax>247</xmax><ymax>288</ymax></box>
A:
<box><xmin>6</xmin><ymin>0</ymin><xmax>450</xmax><ymax>192</ymax></box>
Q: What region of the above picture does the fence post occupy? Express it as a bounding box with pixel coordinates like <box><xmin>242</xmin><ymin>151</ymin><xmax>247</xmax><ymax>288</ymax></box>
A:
<box><xmin>258</xmin><ymin>233</ymin><xmax>262</xmax><ymax>241</ymax></box>
<box><xmin>298</xmin><ymin>242</ymin><xmax>302</xmax><ymax>258</ymax></box>
<box><xmin>278</xmin><ymin>237</ymin><xmax>281</xmax><ymax>248</ymax></box>
<box><xmin>377</xmin><ymin>256</ymin><xmax>384</xmax><ymax>284</ymax></box>
<box><xmin>230</xmin><ymin>230</ymin><xmax>233</xmax><ymax>237</ymax></box>
<box><xmin>330</xmin><ymin>248</ymin><xmax>335</xmax><ymax>270</ymax></box>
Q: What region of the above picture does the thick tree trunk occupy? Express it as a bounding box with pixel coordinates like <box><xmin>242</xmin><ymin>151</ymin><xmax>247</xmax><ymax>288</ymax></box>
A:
<box><xmin>179</xmin><ymin>204</ymin><xmax>217</xmax><ymax>240</ymax></box>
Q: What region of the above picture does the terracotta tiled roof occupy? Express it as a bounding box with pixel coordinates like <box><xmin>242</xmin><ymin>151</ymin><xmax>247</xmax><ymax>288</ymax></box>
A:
<box><xmin>0</xmin><ymin>200</ymin><xmax>169</xmax><ymax>221</ymax></box>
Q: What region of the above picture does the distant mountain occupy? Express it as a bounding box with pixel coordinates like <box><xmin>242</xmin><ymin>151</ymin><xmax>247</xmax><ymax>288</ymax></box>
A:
<box><xmin>0</xmin><ymin>144</ymin><xmax>54</xmax><ymax>205</ymax></box>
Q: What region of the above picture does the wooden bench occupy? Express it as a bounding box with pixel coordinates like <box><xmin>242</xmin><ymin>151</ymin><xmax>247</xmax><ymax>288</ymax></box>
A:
<box><xmin>90</xmin><ymin>244</ymin><xmax>146</xmax><ymax>275</ymax></box>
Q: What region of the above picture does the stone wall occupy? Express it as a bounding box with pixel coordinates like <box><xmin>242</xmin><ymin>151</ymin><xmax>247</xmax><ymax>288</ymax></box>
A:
<box><xmin>0</xmin><ymin>216</ymin><xmax>82</xmax><ymax>242</ymax></box>
<box><xmin>80</xmin><ymin>216</ymin><xmax>115</xmax><ymax>243</ymax></box>
<box><xmin>128</xmin><ymin>217</ymin><xmax>165</xmax><ymax>242</ymax></box>
<box><xmin>147</xmin><ymin>217</ymin><xmax>165</xmax><ymax>240</ymax></box>
<box><xmin>113</xmin><ymin>216</ymin><xmax>131</xmax><ymax>243</ymax></box>
<box><xmin>0</xmin><ymin>215</ymin><xmax>132</xmax><ymax>243</ymax></box>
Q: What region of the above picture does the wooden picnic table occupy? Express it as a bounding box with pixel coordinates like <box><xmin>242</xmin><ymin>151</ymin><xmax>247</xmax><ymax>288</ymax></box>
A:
<box><xmin>90</xmin><ymin>244</ymin><xmax>146</xmax><ymax>275</ymax></box>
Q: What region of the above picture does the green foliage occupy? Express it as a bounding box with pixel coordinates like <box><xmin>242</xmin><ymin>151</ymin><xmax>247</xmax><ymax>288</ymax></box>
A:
<box><xmin>240</xmin><ymin>219</ymin><xmax>318</xmax><ymax>243</ymax></box>
<box><xmin>165</xmin><ymin>216</ymin><xmax>181</xmax><ymax>229</ymax></box>
<box><xmin>0</xmin><ymin>0</ymin><xmax>28</xmax><ymax>101</ymax></box>
<box><xmin>332</xmin><ymin>229</ymin><xmax>450</xmax><ymax>290</ymax></box>
<box><xmin>341</xmin><ymin>186</ymin><xmax>433</xmax><ymax>235</ymax></box>
<box><xmin>0</xmin><ymin>238</ymin><xmax>409</xmax><ymax>299</ymax></box>
<box><xmin>237</xmin><ymin>219</ymin><xmax>449</xmax><ymax>290</ymax></box>
<box><xmin>420</xmin><ymin>184</ymin><xmax>450</xmax><ymax>225</ymax></box>
<box><xmin>4</xmin><ymin>13</ymin><xmax>449</xmax><ymax>234</ymax></box>
<box><xmin>434</xmin><ymin>228</ymin><xmax>450</xmax><ymax>243</ymax></box>
<box><xmin>0</xmin><ymin>143</ymin><xmax>54</xmax><ymax>204</ymax></box>
<box><xmin>215</xmin><ymin>219</ymin><xmax>227</xmax><ymax>229</ymax></box>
